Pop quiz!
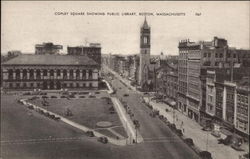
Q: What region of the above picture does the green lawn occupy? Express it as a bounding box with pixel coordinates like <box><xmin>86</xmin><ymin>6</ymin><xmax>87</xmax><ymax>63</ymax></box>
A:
<box><xmin>28</xmin><ymin>97</ymin><xmax>128</xmax><ymax>138</ymax></box>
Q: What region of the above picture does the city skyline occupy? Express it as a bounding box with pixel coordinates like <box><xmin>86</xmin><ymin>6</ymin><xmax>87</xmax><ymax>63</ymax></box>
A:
<box><xmin>1</xmin><ymin>1</ymin><xmax>249</xmax><ymax>55</ymax></box>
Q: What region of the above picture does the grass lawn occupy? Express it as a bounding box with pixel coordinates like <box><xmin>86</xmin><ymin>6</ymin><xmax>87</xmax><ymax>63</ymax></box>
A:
<box><xmin>95</xmin><ymin>129</ymin><xmax>118</xmax><ymax>139</ymax></box>
<box><xmin>29</xmin><ymin>98</ymin><xmax>127</xmax><ymax>138</ymax></box>
<box><xmin>111</xmin><ymin>127</ymin><xmax>128</xmax><ymax>138</ymax></box>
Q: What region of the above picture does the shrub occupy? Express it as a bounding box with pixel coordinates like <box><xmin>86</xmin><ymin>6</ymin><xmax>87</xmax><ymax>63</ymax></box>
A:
<box><xmin>185</xmin><ymin>138</ymin><xmax>194</xmax><ymax>146</ymax></box>
<box><xmin>176</xmin><ymin>129</ymin><xmax>183</xmax><ymax>137</ymax></box>
<box><xmin>199</xmin><ymin>151</ymin><xmax>212</xmax><ymax>159</ymax></box>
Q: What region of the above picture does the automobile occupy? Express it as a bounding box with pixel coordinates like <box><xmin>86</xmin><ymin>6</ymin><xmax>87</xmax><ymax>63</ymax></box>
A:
<box><xmin>199</xmin><ymin>151</ymin><xmax>212</xmax><ymax>159</ymax></box>
<box><xmin>98</xmin><ymin>137</ymin><xmax>108</xmax><ymax>144</ymax></box>
<box><xmin>61</xmin><ymin>96</ymin><xmax>67</xmax><ymax>98</ymax></box>
<box><xmin>86</xmin><ymin>131</ymin><xmax>95</xmax><ymax>137</ymax></box>
<box><xmin>218</xmin><ymin>135</ymin><xmax>232</xmax><ymax>145</ymax></box>
<box><xmin>28</xmin><ymin>105</ymin><xmax>34</xmax><ymax>110</ymax></box>
<box><xmin>51</xmin><ymin>96</ymin><xmax>57</xmax><ymax>98</ymax></box>
<box><xmin>231</xmin><ymin>144</ymin><xmax>244</xmax><ymax>151</ymax></box>
<box><xmin>54</xmin><ymin>116</ymin><xmax>61</xmax><ymax>121</ymax></box>
<box><xmin>184</xmin><ymin>138</ymin><xmax>194</xmax><ymax>146</ymax></box>
<box><xmin>123</xmin><ymin>93</ymin><xmax>129</xmax><ymax>97</ymax></box>
<box><xmin>42</xmin><ymin>95</ymin><xmax>48</xmax><ymax>98</ymax></box>
<box><xmin>79</xmin><ymin>96</ymin><xmax>85</xmax><ymax>98</ymax></box>
<box><xmin>144</xmin><ymin>92</ymin><xmax>148</xmax><ymax>95</ymax></box>
<box><xmin>49</xmin><ymin>114</ymin><xmax>56</xmax><ymax>119</ymax></box>
<box><xmin>202</xmin><ymin>126</ymin><xmax>212</xmax><ymax>131</ymax></box>
<box><xmin>89</xmin><ymin>95</ymin><xmax>96</xmax><ymax>98</ymax></box>
<box><xmin>176</xmin><ymin>129</ymin><xmax>183</xmax><ymax>137</ymax></box>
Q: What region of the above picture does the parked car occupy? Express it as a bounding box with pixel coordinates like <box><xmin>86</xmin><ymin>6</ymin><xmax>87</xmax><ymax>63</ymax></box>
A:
<box><xmin>202</xmin><ymin>126</ymin><xmax>212</xmax><ymax>131</ymax></box>
<box><xmin>98</xmin><ymin>137</ymin><xmax>108</xmax><ymax>144</ymax></box>
<box><xmin>89</xmin><ymin>95</ymin><xmax>96</xmax><ymax>98</ymax></box>
<box><xmin>123</xmin><ymin>94</ymin><xmax>129</xmax><ymax>97</ymax></box>
<box><xmin>54</xmin><ymin>116</ymin><xmax>61</xmax><ymax>121</ymax></box>
<box><xmin>184</xmin><ymin>138</ymin><xmax>194</xmax><ymax>146</ymax></box>
<box><xmin>199</xmin><ymin>151</ymin><xmax>212</xmax><ymax>159</ymax></box>
<box><xmin>86</xmin><ymin>131</ymin><xmax>95</xmax><ymax>137</ymax></box>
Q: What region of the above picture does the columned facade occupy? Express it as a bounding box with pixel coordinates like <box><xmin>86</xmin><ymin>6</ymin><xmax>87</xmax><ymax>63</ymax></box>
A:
<box><xmin>2</xmin><ymin>66</ymin><xmax>99</xmax><ymax>90</ymax></box>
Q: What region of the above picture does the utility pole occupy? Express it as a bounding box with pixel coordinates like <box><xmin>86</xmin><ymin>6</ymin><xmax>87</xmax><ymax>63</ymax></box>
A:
<box><xmin>206</xmin><ymin>131</ymin><xmax>209</xmax><ymax>151</ymax></box>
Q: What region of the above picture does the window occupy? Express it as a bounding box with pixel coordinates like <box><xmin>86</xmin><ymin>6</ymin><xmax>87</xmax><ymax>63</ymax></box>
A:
<box><xmin>43</xmin><ymin>70</ymin><xmax>47</xmax><ymax>76</ymax></box>
<box><xmin>82</xmin><ymin>83</ymin><xmax>86</xmax><ymax>87</ymax></box>
<box><xmin>204</xmin><ymin>53</ymin><xmax>207</xmax><ymax>57</ymax></box>
<box><xmin>89</xmin><ymin>83</ymin><xmax>92</xmax><ymax>88</ymax></box>
<box><xmin>233</xmin><ymin>54</ymin><xmax>236</xmax><ymax>58</ymax></box>
<box><xmin>89</xmin><ymin>70</ymin><xmax>92</xmax><ymax>79</ymax></box>
<box><xmin>208</xmin><ymin>53</ymin><xmax>211</xmax><ymax>57</ymax></box>
<box><xmin>9</xmin><ymin>83</ymin><xmax>13</xmax><ymax>88</ymax></box>
<box><xmin>220</xmin><ymin>53</ymin><xmax>223</xmax><ymax>58</ymax></box>
<box><xmin>215</xmin><ymin>53</ymin><xmax>218</xmax><ymax>58</ymax></box>
<box><xmin>144</xmin><ymin>36</ymin><xmax>148</xmax><ymax>44</ymax></box>
<box><xmin>30</xmin><ymin>83</ymin><xmax>34</xmax><ymax>87</ymax></box>
<box><xmin>23</xmin><ymin>83</ymin><xmax>27</xmax><ymax>88</ymax></box>
<box><xmin>16</xmin><ymin>83</ymin><xmax>20</xmax><ymax>88</ymax></box>
<box><xmin>57</xmin><ymin>70</ymin><xmax>60</xmax><ymax>76</ymax></box>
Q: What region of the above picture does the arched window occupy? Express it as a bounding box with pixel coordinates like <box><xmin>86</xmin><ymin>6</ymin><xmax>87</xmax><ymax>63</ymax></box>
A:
<box><xmin>82</xmin><ymin>70</ymin><xmax>86</xmax><ymax>79</ymax></box>
<box><xmin>36</xmin><ymin>70</ymin><xmax>41</xmax><ymax>79</ymax></box>
<box><xmin>23</xmin><ymin>69</ymin><xmax>27</xmax><ymax>79</ymax></box>
<box><xmin>8</xmin><ymin>69</ymin><xmax>13</xmax><ymax>79</ymax></box>
<box><xmin>57</xmin><ymin>69</ymin><xmax>61</xmax><ymax>76</ymax></box>
<box><xmin>89</xmin><ymin>70</ymin><xmax>92</xmax><ymax>79</ymax></box>
<box><xmin>76</xmin><ymin>69</ymin><xmax>80</xmax><ymax>79</ymax></box>
<box><xmin>50</xmin><ymin>70</ymin><xmax>54</xmax><ymax>76</ymax></box>
<box><xmin>63</xmin><ymin>70</ymin><xmax>67</xmax><ymax>79</ymax></box>
<box><xmin>69</xmin><ymin>70</ymin><xmax>73</xmax><ymax>79</ymax></box>
<box><xmin>43</xmin><ymin>70</ymin><xmax>47</xmax><ymax>76</ymax></box>
<box><xmin>30</xmin><ymin>69</ymin><xmax>34</xmax><ymax>79</ymax></box>
<box><xmin>15</xmin><ymin>69</ymin><xmax>20</xmax><ymax>80</ymax></box>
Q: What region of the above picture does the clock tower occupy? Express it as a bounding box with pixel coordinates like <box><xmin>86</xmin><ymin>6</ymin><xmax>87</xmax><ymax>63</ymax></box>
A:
<box><xmin>138</xmin><ymin>17</ymin><xmax>151</xmax><ymax>88</ymax></box>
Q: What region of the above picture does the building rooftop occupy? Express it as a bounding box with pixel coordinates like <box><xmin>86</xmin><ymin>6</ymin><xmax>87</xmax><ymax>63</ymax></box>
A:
<box><xmin>2</xmin><ymin>54</ymin><xmax>98</xmax><ymax>66</ymax></box>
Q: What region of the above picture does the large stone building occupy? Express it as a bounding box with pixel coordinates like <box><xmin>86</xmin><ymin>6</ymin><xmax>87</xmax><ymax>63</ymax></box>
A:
<box><xmin>2</xmin><ymin>54</ymin><xmax>99</xmax><ymax>90</ymax></box>
<box><xmin>67</xmin><ymin>43</ymin><xmax>101</xmax><ymax>66</ymax></box>
<box><xmin>35</xmin><ymin>42</ymin><xmax>63</xmax><ymax>55</ymax></box>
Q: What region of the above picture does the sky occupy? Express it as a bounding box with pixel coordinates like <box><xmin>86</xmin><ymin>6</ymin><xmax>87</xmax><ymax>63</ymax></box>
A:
<box><xmin>1</xmin><ymin>1</ymin><xmax>249</xmax><ymax>55</ymax></box>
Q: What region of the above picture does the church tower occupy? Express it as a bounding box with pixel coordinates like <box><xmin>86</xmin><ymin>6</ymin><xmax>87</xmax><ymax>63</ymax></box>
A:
<box><xmin>138</xmin><ymin>17</ymin><xmax>151</xmax><ymax>88</ymax></box>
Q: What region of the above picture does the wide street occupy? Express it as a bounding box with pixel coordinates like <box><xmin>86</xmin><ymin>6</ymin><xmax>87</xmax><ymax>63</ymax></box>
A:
<box><xmin>109</xmin><ymin>74</ymin><xmax>200</xmax><ymax>159</ymax></box>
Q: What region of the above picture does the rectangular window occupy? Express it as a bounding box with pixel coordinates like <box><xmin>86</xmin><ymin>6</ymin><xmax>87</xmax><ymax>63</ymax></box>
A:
<box><xmin>208</xmin><ymin>53</ymin><xmax>211</xmax><ymax>57</ymax></box>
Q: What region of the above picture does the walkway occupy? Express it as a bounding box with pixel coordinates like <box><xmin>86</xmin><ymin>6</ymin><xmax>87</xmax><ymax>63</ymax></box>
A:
<box><xmin>111</xmin><ymin>97</ymin><xmax>143</xmax><ymax>144</ymax></box>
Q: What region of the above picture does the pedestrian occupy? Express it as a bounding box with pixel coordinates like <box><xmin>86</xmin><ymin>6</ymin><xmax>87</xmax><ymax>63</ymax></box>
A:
<box><xmin>182</xmin><ymin>128</ymin><xmax>185</xmax><ymax>133</ymax></box>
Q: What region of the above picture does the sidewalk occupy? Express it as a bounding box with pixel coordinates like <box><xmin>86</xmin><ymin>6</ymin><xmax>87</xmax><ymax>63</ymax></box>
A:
<box><xmin>144</xmin><ymin>97</ymin><xmax>247</xmax><ymax>159</ymax></box>
<box><xmin>111</xmin><ymin>97</ymin><xmax>143</xmax><ymax>144</ymax></box>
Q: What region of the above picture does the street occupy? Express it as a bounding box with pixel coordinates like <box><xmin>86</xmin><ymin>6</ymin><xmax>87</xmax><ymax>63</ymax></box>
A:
<box><xmin>109</xmin><ymin>75</ymin><xmax>200</xmax><ymax>159</ymax></box>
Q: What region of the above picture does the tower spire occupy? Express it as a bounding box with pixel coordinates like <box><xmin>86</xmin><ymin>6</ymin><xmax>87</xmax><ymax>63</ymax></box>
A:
<box><xmin>142</xmin><ymin>16</ymin><xmax>149</xmax><ymax>29</ymax></box>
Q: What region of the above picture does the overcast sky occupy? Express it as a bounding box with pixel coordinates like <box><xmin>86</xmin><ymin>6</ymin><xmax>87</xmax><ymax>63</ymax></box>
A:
<box><xmin>1</xmin><ymin>1</ymin><xmax>249</xmax><ymax>55</ymax></box>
